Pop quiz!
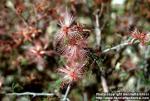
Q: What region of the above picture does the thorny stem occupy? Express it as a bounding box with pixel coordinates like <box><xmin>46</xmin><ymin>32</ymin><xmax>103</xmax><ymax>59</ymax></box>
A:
<box><xmin>62</xmin><ymin>83</ymin><xmax>71</xmax><ymax>101</ymax></box>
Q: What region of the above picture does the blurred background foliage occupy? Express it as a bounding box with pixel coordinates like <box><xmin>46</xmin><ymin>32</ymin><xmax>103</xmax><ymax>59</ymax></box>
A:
<box><xmin>0</xmin><ymin>0</ymin><xmax>150</xmax><ymax>101</ymax></box>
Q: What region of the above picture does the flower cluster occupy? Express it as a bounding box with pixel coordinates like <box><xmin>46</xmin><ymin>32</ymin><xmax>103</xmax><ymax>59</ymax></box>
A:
<box><xmin>55</xmin><ymin>11</ymin><xmax>88</xmax><ymax>85</ymax></box>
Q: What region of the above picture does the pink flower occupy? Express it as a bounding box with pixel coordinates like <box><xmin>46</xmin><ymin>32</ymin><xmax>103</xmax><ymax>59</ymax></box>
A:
<box><xmin>13</xmin><ymin>26</ymin><xmax>41</xmax><ymax>42</ymax></box>
<box><xmin>62</xmin><ymin>38</ymin><xmax>87</xmax><ymax>64</ymax></box>
<box><xmin>24</xmin><ymin>44</ymin><xmax>46</xmax><ymax>71</ymax></box>
<box><xmin>58</xmin><ymin>63</ymin><xmax>85</xmax><ymax>84</ymax></box>
<box><xmin>130</xmin><ymin>30</ymin><xmax>148</xmax><ymax>45</ymax></box>
<box><xmin>23</xmin><ymin>40</ymin><xmax>57</xmax><ymax>70</ymax></box>
<box><xmin>55</xmin><ymin>10</ymin><xmax>75</xmax><ymax>43</ymax></box>
<box><xmin>59</xmin><ymin>10</ymin><xmax>74</xmax><ymax>28</ymax></box>
<box><xmin>25</xmin><ymin>41</ymin><xmax>47</xmax><ymax>58</ymax></box>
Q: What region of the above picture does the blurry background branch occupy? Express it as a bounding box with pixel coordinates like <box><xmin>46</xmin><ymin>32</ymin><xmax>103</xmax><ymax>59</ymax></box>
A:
<box><xmin>4</xmin><ymin>92</ymin><xmax>55</xmax><ymax>97</ymax></box>
<box><xmin>94</xmin><ymin>4</ymin><xmax>104</xmax><ymax>47</ymax></box>
<box><xmin>101</xmin><ymin>76</ymin><xmax>108</xmax><ymax>92</ymax></box>
<box><xmin>95</xmin><ymin>12</ymin><xmax>101</xmax><ymax>47</ymax></box>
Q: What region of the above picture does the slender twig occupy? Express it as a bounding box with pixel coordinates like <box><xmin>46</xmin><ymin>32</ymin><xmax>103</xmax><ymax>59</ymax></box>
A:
<box><xmin>3</xmin><ymin>92</ymin><xmax>70</xmax><ymax>100</ymax></box>
<box><xmin>101</xmin><ymin>76</ymin><xmax>108</xmax><ymax>92</ymax></box>
<box><xmin>102</xmin><ymin>42</ymin><xmax>129</xmax><ymax>53</ymax></box>
<box><xmin>4</xmin><ymin>92</ymin><xmax>54</xmax><ymax>97</ymax></box>
<box><xmin>62</xmin><ymin>83</ymin><xmax>71</xmax><ymax>101</ymax></box>
<box><xmin>102</xmin><ymin>39</ymin><xmax>140</xmax><ymax>53</ymax></box>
